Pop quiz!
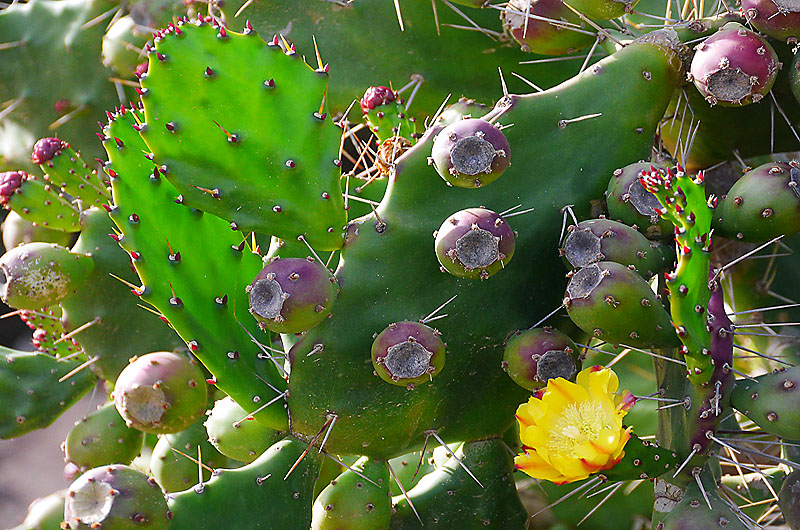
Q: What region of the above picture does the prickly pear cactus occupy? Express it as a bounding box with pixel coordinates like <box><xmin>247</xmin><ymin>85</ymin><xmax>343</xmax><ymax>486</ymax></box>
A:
<box><xmin>7</xmin><ymin>2</ymin><xmax>800</xmax><ymax>530</ymax></box>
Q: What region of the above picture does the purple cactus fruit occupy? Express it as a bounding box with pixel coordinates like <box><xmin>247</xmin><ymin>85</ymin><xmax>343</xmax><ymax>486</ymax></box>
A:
<box><xmin>360</xmin><ymin>86</ymin><xmax>396</xmax><ymax>113</ymax></box>
<box><xmin>247</xmin><ymin>256</ymin><xmax>339</xmax><ymax>334</ymax></box>
<box><xmin>689</xmin><ymin>22</ymin><xmax>780</xmax><ymax>106</ymax></box>
<box><xmin>371</xmin><ymin>321</ymin><xmax>445</xmax><ymax>387</ymax></box>
<box><xmin>434</xmin><ymin>207</ymin><xmax>515</xmax><ymax>280</ymax></box>
<box><xmin>113</xmin><ymin>351</ymin><xmax>208</xmax><ymax>434</ymax></box>
<box><xmin>502</xmin><ymin>327</ymin><xmax>581</xmax><ymax>391</ymax></box>
<box><xmin>63</xmin><ymin>465</ymin><xmax>168</xmax><ymax>529</ymax></box>
<box><xmin>0</xmin><ymin>171</ymin><xmax>25</xmax><ymax>206</ymax></box>
<box><xmin>430</xmin><ymin>118</ymin><xmax>510</xmax><ymax>188</ymax></box>
<box><xmin>501</xmin><ymin>0</ymin><xmax>595</xmax><ymax>56</ymax></box>
<box><xmin>742</xmin><ymin>0</ymin><xmax>800</xmax><ymax>42</ymax></box>
<box><xmin>31</xmin><ymin>137</ymin><xmax>67</xmax><ymax>165</ymax></box>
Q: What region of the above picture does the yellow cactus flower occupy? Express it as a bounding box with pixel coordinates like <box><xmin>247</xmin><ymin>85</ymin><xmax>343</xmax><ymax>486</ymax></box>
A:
<box><xmin>514</xmin><ymin>365</ymin><xmax>634</xmax><ymax>484</ymax></box>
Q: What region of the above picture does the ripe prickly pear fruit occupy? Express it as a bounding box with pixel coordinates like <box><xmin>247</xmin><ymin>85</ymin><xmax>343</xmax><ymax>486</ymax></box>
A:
<box><xmin>564</xmin><ymin>261</ymin><xmax>677</xmax><ymax>348</ymax></box>
<box><xmin>360</xmin><ymin>86</ymin><xmax>396</xmax><ymax>114</ymax></box>
<box><xmin>606</xmin><ymin>162</ymin><xmax>673</xmax><ymax>238</ymax></box>
<box><xmin>730</xmin><ymin>366</ymin><xmax>800</xmax><ymax>439</ymax></box>
<box><xmin>567</xmin><ymin>0</ymin><xmax>638</xmax><ymax>19</ymax></box>
<box><xmin>779</xmin><ymin>470</ymin><xmax>800</xmax><ymax>530</ymax></box>
<box><xmin>434</xmin><ymin>207</ymin><xmax>515</xmax><ymax>280</ymax></box>
<box><xmin>113</xmin><ymin>352</ymin><xmax>207</xmax><ymax>435</ymax></box>
<box><xmin>1</xmin><ymin>210</ymin><xmax>73</xmax><ymax>249</ymax></box>
<box><xmin>561</xmin><ymin>218</ymin><xmax>670</xmax><ymax>277</ymax></box>
<box><xmin>716</xmin><ymin>161</ymin><xmax>800</xmax><ymax>241</ymax></box>
<box><xmin>63</xmin><ymin>465</ymin><xmax>168</xmax><ymax>530</ymax></box>
<box><xmin>204</xmin><ymin>396</ymin><xmax>282</xmax><ymax>463</ymax></box>
<box><xmin>13</xmin><ymin>489</ymin><xmax>66</xmax><ymax>530</ymax></box>
<box><xmin>502</xmin><ymin>326</ymin><xmax>581</xmax><ymax>391</ymax></box>
<box><xmin>371</xmin><ymin>321</ymin><xmax>445</xmax><ymax>387</ymax></box>
<box><xmin>247</xmin><ymin>257</ymin><xmax>339</xmax><ymax>334</ymax></box>
<box><xmin>742</xmin><ymin>0</ymin><xmax>800</xmax><ymax>41</ymax></box>
<box><xmin>150</xmin><ymin>420</ymin><xmax>227</xmax><ymax>493</ymax></box>
<box><xmin>0</xmin><ymin>242</ymin><xmax>94</xmax><ymax>309</ymax></box>
<box><xmin>64</xmin><ymin>402</ymin><xmax>144</xmax><ymax>472</ymax></box>
<box><xmin>311</xmin><ymin>457</ymin><xmax>391</xmax><ymax>530</ymax></box>
<box><xmin>689</xmin><ymin>22</ymin><xmax>780</xmax><ymax>106</ymax></box>
<box><xmin>430</xmin><ymin>118</ymin><xmax>510</xmax><ymax>188</ymax></box>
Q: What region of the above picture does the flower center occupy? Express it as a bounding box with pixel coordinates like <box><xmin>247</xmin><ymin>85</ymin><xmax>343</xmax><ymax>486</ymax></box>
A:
<box><xmin>548</xmin><ymin>401</ymin><xmax>612</xmax><ymax>454</ymax></box>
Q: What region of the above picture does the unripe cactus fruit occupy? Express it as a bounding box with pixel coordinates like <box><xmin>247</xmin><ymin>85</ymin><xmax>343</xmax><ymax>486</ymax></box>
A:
<box><xmin>1</xmin><ymin>211</ymin><xmax>74</xmax><ymax>249</ymax></box>
<box><xmin>742</xmin><ymin>0</ymin><xmax>800</xmax><ymax>42</ymax></box>
<box><xmin>564</xmin><ymin>261</ymin><xmax>677</xmax><ymax>347</ymax></box>
<box><xmin>113</xmin><ymin>351</ymin><xmax>208</xmax><ymax>435</ymax></box>
<box><xmin>247</xmin><ymin>257</ymin><xmax>339</xmax><ymax>334</ymax></box>
<box><xmin>0</xmin><ymin>171</ymin><xmax>24</xmax><ymax>205</ymax></box>
<box><xmin>371</xmin><ymin>321</ymin><xmax>445</xmax><ymax>386</ymax></box>
<box><xmin>689</xmin><ymin>22</ymin><xmax>780</xmax><ymax>106</ymax></box>
<box><xmin>434</xmin><ymin>207</ymin><xmax>515</xmax><ymax>280</ymax></box>
<box><xmin>150</xmin><ymin>420</ymin><xmax>227</xmax><ymax>493</ymax></box>
<box><xmin>64</xmin><ymin>402</ymin><xmax>144</xmax><ymax>472</ymax></box>
<box><xmin>14</xmin><ymin>489</ymin><xmax>66</xmax><ymax>530</ymax></box>
<box><xmin>63</xmin><ymin>465</ymin><xmax>168</xmax><ymax>530</ymax></box>
<box><xmin>502</xmin><ymin>326</ymin><xmax>581</xmax><ymax>390</ymax></box>
<box><xmin>779</xmin><ymin>470</ymin><xmax>800</xmax><ymax>530</ymax></box>
<box><xmin>360</xmin><ymin>86</ymin><xmax>395</xmax><ymax>114</ymax></box>
<box><xmin>311</xmin><ymin>457</ymin><xmax>391</xmax><ymax>530</ymax></box>
<box><xmin>205</xmin><ymin>396</ymin><xmax>282</xmax><ymax>463</ymax></box>
<box><xmin>31</xmin><ymin>137</ymin><xmax>67</xmax><ymax>164</ymax></box>
<box><xmin>501</xmin><ymin>0</ymin><xmax>595</xmax><ymax>56</ymax></box>
<box><xmin>606</xmin><ymin>162</ymin><xmax>673</xmax><ymax>238</ymax></box>
<box><xmin>716</xmin><ymin>161</ymin><xmax>800</xmax><ymax>242</ymax></box>
<box><xmin>0</xmin><ymin>242</ymin><xmax>94</xmax><ymax>309</ymax></box>
<box><xmin>430</xmin><ymin>118</ymin><xmax>510</xmax><ymax>188</ymax></box>
<box><xmin>566</xmin><ymin>0</ymin><xmax>639</xmax><ymax>20</ymax></box>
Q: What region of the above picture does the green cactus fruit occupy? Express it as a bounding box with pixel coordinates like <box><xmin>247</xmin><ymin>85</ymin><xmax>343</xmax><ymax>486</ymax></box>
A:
<box><xmin>730</xmin><ymin>366</ymin><xmax>800</xmax><ymax>439</ymax></box>
<box><xmin>716</xmin><ymin>161</ymin><xmax>800</xmax><ymax>242</ymax></box>
<box><xmin>64</xmin><ymin>401</ymin><xmax>145</xmax><ymax>472</ymax></box>
<box><xmin>58</xmin><ymin>207</ymin><xmax>185</xmax><ymax>382</ymax></box>
<box><xmin>113</xmin><ymin>351</ymin><xmax>208</xmax><ymax>435</ymax></box>
<box><xmin>150</xmin><ymin>419</ymin><xmax>227</xmax><ymax>493</ymax></box>
<box><xmin>205</xmin><ymin>396</ymin><xmax>282</xmax><ymax>463</ymax></box>
<box><xmin>391</xmin><ymin>439</ymin><xmax>527</xmax><ymax>529</ymax></box>
<box><xmin>387</xmin><ymin>451</ymin><xmax>435</xmax><ymax>496</ymax></box>
<box><xmin>102</xmin><ymin>16</ymin><xmax>149</xmax><ymax>77</ymax></box>
<box><xmin>561</xmin><ymin>218</ymin><xmax>670</xmax><ymax>277</ymax></box>
<box><xmin>780</xmin><ymin>470</ymin><xmax>800</xmax><ymax>530</ymax></box>
<box><xmin>314</xmin><ymin>456</ymin><xmax>344</xmax><ymax>499</ymax></box>
<box><xmin>791</xmin><ymin>50</ymin><xmax>800</xmax><ymax>106</ymax></box>
<box><xmin>565</xmin><ymin>261</ymin><xmax>678</xmax><ymax>347</ymax></box>
<box><xmin>435</xmin><ymin>98</ymin><xmax>491</xmax><ymax>129</ymax></box>
<box><xmin>32</xmin><ymin>137</ymin><xmax>110</xmax><ymax>208</ymax></box>
<box><xmin>501</xmin><ymin>0</ymin><xmax>595</xmax><ymax>56</ymax></box>
<box><xmin>567</xmin><ymin>0</ymin><xmax>639</xmax><ymax>19</ymax></box>
<box><xmin>360</xmin><ymin>86</ymin><xmax>418</xmax><ymax>145</ymax></box>
<box><xmin>138</xmin><ymin>20</ymin><xmax>345</xmax><ymax>250</ymax></box>
<box><xmin>434</xmin><ymin>207</ymin><xmax>515</xmax><ymax>280</ymax></box>
<box><xmin>371</xmin><ymin>321</ymin><xmax>446</xmax><ymax>387</ymax></box>
<box><xmin>11</xmin><ymin>489</ymin><xmax>66</xmax><ymax>530</ymax></box>
<box><xmin>430</xmin><ymin>119</ymin><xmax>510</xmax><ymax>189</ymax></box>
<box><xmin>0</xmin><ymin>171</ymin><xmax>81</xmax><ymax>232</ymax></box>
<box><xmin>0</xmin><ymin>242</ymin><xmax>93</xmax><ymax>309</ymax></box>
<box><xmin>0</xmin><ymin>344</ymin><xmax>96</xmax><ymax>439</ymax></box>
<box><xmin>661</xmin><ymin>476</ymin><xmax>749</xmax><ymax>530</ymax></box>
<box><xmin>166</xmin><ymin>437</ymin><xmax>321</xmax><ymax>530</ymax></box>
<box><xmin>606</xmin><ymin>161</ymin><xmax>673</xmax><ymax>238</ymax></box>
<box><xmin>311</xmin><ymin>457</ymin><xmax>391</xmax><ymax>530</ymax></box>
<box><xmin>63</xmin><ymin>464</ymin><xmax>169</xmax><ymax>530</ymax></box>
<box><xmin>502</xmin><ymin>326</ymin><xmax>581</xmax><ymax>391</ymax></box>
<box><xmin>248</xmin><ymin>257</ymin><xmax>339</xmax><ymax>334</ymax></box>
<box><xmin>104</xmin><ymin>106</ymin><xmax>288</xmax><ymax>430</ymax></box>
<box><xmin>1</xmin><ymin>210</ymin><xmax>74</xmax><ymax>249</ymax></box>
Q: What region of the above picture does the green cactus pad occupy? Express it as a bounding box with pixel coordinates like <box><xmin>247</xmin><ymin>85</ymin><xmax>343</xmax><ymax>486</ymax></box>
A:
<box><xmin>58</xmin><ymin>207</ymin><xmax>185</xmax><ymax>382</ymax></box>
<box><xmin>730</xmin><ymin>366</ymin><xmax>800</xmax><ymax>439</ymax></box>
<box><xmin>311</xmin><ymin>456</ymin><xmax>391</xmax><ymax>530</ymax></box>
<box><xmin>287</xmin><ymin>34</ymin><xmax>684</xmax><ymax>458</ymax></box>
<box><xmin>34</xmin><ymin>138</ymin><xmax>110</xmax><ymax>208</ymax></box>
<box><xmin>600</xmin><ymin>433</ymin><xmax>677</xmax><ymax>481</ymax></box>
<box><xmin>3</xmin><ymin>172</ymin><xmax>82</xmax><ymax>232</ymax></box>
<box><xmin>166</xmin><ymin>436</ymin><xmax>321</xmax><ymax>529</ymax></box>
<box><xmin>103</xmin><ymin>107</ymin><xmax>288</xmax><ymax>430</ymax></box>
<box><xmin>138</xmin><ymin>21</ymin><xmax>345</xmax><ymax>250</ymax></box>
<box><xmin>390</xmin><ymin>439</ymin><xmax>527</xmax><ymax>529</ymax></box>
<box><xmin>65</xmin><ymin>401</ymin><xmax>145</xmax><ymax>471</ymax></box>
<box><xmin>0</xmin><ymin>345</ymin><xmax>95</xmax><ymax>439</ymax></box>
<box><xmin>661</xmin><ymin>475</ymin><xmax>749</xmax><ymax>530</ymax></box>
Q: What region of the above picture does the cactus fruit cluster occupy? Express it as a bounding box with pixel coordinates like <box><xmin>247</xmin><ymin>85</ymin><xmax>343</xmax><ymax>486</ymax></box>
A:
<box><xmin>7</xmin><ymin>1</ymin><xmax>800</xmax><ymax>529</ymax></box>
